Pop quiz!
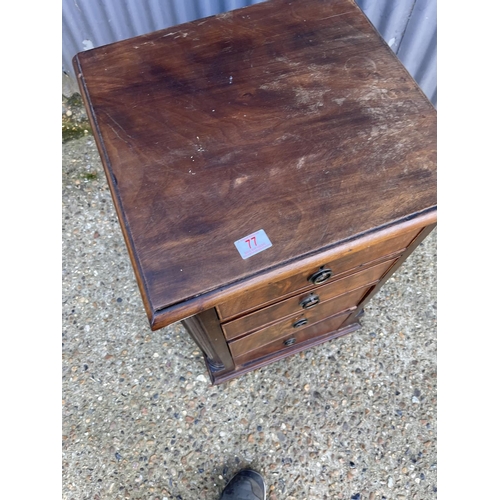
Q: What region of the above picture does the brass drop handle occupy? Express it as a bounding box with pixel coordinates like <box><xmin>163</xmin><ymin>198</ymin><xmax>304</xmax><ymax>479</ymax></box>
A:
<box><xmin>300</xmin><ymin>294</ymin><xmax>320</xmax><ymax>309</ymax></box>
<box><xmin>292</xmin><ymin>318</ymin><xmax>308</xmax><ymax>328</ymax></box>
<box><xmin>308</xmin><ymin>268</ymin><xmax>333</xmax><ymax>285</ymax></box>
<box><xmin>283</xmin><ymin>337</ymin><xmax>296</xmax><ymax>346</ymax></box>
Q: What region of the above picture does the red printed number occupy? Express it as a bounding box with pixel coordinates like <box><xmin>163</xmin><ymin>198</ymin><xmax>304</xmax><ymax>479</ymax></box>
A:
<box><xmin>245</xmin><ymin>236</ymin><xmax>257</xmax><ymax>249</ymax></box>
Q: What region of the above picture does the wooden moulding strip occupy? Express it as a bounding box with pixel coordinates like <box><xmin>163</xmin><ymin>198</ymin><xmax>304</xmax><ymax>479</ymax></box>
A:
<box><xmin>218</xmin><ymin>251</ymin><xmax>401</xmax><ymax>325</ymax></box>
<box><xmin>150</xmin><ymin>209</ymin><xmax>436</xmax><ymax>330</ymax></box>
<box><xmin>222</xmin><ymin>280</ymin><xmax>378</xmax><ymax>343</ymax></box>
<box><xmin>73</xmin><ymin>54</ymin><xmax>155</xmax><ymax>324</ymax></box>
<box><xmin>228</xmin><ymin>305</ymin><xmax>358</xmax><ymax>359</ymax></box>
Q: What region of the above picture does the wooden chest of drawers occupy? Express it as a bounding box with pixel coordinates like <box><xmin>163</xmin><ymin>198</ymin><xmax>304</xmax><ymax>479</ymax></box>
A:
<box><xmin>73</xmin><ymin>0</ymin><xmax>437</xmax><ymax>384</ymax></box>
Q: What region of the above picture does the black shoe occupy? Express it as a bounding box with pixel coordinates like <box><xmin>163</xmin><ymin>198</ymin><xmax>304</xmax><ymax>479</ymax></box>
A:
<box><xmin>219</xmin><ymin>469</ymin><xmax>266</xmax><ymax>500</ymax></box>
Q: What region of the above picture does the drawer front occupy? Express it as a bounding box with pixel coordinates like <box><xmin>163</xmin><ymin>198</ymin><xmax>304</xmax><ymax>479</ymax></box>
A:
<box><xmin>222</xmin><ymin>258</ymin><xmax>395</xmax><ymax>340</ymax></box>
<box><xmin>228</xmin><ymin>284</ymin><xmax>371</xmax><ymax>359</ymax></box>
<box><xmin>217</xmin><ymin>228</ymin><xmax>420</xmax><ymax>320</ymax></box>
<box><xmin>233</xmin><ymin>310</ymin><xmax>353</xmax><ymax>366</ymax></box>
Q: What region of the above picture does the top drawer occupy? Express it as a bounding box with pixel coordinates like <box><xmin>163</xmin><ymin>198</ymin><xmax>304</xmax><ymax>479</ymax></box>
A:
<box><xmin>216</xmin><ymin>228</ymin><xmax>421</xmax><ymax>320</ymax></box>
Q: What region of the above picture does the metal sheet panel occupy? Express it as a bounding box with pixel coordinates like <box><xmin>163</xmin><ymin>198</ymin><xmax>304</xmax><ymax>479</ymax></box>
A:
<box><xmin>356</xmin><ymin>0</ymin><xmax>416</xmax><ymax>53</ymax></box>
<box><xmin>396</xmin><ymin>0</ymin><xmax>437</xmax><ymax>106</ymax></box>
<box><xmin>63</xmin><ymin>0</ymin><xmax>436</xmax><ymax>105</ymax></box>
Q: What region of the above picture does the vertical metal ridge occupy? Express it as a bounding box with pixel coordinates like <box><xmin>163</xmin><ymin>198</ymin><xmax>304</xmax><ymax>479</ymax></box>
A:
<box><xmin>377</xmin><ymin>0</ymin><xmax>416</xmax><ymax>51</ymax></box>
<box><xmin>413</xmin><ymin>26</ymin><xmax>437</xmax><ymax>87</ymax></box>
<box><xmin>396</xmin><ymin>0</ymin><xmax>437</xmax><ymax>106</ymax></box>
<box><xmin>198</xmin><ymin>0</ymin><xmax>220</xmax><ymax>18</ymax></box>
<box><xmin>62</xmin><ymin>8</ymin><xmax>82</xmax><ymax>58</ymax></box>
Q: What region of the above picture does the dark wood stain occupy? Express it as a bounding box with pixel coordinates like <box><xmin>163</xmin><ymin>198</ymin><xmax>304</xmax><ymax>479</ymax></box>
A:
<box><xmin>74</xmin><ymin>0</ymin><xmax>436</xmax><ymax>382</ymax></box>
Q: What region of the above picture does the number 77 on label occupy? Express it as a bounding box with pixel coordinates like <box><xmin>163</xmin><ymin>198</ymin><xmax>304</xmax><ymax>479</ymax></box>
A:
<box><xmin>234</xmin><ymin>229</ymin><xmax>273</xmax><ymax>259</ymax></box>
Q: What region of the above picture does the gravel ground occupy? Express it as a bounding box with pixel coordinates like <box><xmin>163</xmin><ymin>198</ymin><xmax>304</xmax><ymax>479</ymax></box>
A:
<box><xmin>62</xmin><ymin>126</ymin><xmax>437</xmax><ymax>499</ymax></box>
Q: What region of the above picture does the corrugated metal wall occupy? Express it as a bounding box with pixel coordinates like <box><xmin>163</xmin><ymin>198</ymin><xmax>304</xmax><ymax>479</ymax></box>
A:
<box><xmin>63</xmin><ymin>0</ymin><xmax>436</xmax><ymax>106</ymax></box>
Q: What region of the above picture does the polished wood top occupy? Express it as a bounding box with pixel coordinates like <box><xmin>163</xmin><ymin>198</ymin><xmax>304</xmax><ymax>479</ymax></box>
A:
<box><xmin>74</xmin><ymin>0</ymin><xmax>436</xmax><ymax>325</ymax></box>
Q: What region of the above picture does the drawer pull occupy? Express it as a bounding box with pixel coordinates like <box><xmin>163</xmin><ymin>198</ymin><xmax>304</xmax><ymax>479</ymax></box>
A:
<box><xmin>308</xmin><ymin>268</ymin><xmax>333</xmax><ymax>285</ymax></box>
<box><xmin>292</xmin><ymin>318</ymin><xmax>308</xmax><ymax>328</ymax></box>
<box><xmin>283</xmin><ymin>337</ymin><xmax>296</xmax><ymax>346</ymax></box>
<box><xmin>300</xmin><ymin>294</ymin><xmax>320</xmax><ymax>309</ymax></box>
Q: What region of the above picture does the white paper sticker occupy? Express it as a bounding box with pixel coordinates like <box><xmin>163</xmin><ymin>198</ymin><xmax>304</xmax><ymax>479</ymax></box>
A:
<box><xmin>234</xmin><ymin>229</ymin><xmax>272</xmax><ymax>259</ymax></box>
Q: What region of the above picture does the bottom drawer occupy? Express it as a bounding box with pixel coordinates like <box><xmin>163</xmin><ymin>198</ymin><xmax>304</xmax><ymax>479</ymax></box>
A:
<box><xmin>233</xmin><ymin>309</ymin><xmax>353</xmax><ymax>366</ymax></box>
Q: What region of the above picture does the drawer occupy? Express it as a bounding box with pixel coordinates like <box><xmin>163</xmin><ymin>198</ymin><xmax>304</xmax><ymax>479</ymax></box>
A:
<box><xmin>228</xmin><ymin>284</ymin><xmax>371</xmax><ymax>359</ymax></box>
<box><xmin>217</xmin><ymin>228</ymin><xmax>420</xmax><ymax>320</ymax></box>
<box><xmin>222</xmin><ymin>258</ymin><xmax>395</xmax><ymax>340</ymax></box>
<box><xmin>233</xmin><ymin>310</ymin><xmax>354</xmax><ymax>366</ymax></box>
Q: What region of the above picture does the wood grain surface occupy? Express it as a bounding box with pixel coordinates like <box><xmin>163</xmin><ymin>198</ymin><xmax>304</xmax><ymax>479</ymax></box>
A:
<box><xmin>216</xmin><ymin>227</ymin><xmax>419</xmax><ymax>320</ymax></box>
<box><xmin>74</xmin><ymin>0</ymin><xmax>437</xmax><ymax>326</ymax></box>
<box><xmin>228</xmin><ymin>285</ymin><xmax>370</xmax><ymax>358</ymax></box>
<box><xmin>232</xmin><ymin>309</ymin><xmax>355</xmax><ymax>366</ymax></box>
<box><xmin>221</xmin><ymin>258</ymin><xmax>395</xmax><ymax>340</ymax></box>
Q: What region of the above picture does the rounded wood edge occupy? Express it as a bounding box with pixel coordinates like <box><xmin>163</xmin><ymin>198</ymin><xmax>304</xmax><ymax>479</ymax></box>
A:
<box><xmin>150</xmin><ymin>209</ymin><xmax>437</xmax><ymax>330</ymax></box>
<box><xmin>74</xmin><ymin>54</ymin><xmax>156</xmax><ymax>325</ymax></box>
